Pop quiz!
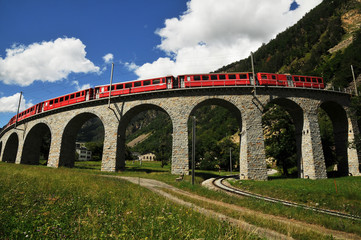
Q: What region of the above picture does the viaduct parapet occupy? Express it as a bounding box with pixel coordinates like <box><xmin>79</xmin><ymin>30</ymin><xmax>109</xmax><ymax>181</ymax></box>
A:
<box><xmin>0</xmin><ymin>86</ymin><xmax>360</xmax><ymax>180</ymax></box>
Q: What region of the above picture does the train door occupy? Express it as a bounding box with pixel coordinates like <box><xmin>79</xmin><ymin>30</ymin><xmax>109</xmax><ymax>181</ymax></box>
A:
<box><xmin>166</xmin><ymin>77</ymin><xmax>173</xmax><ymax>89</ymax></box>
<box><xmin>287</xmin><ymin>75</ymin><xmax>294</xmax><ymax>87</ymax></box>
<box><xmin>85</xmin><ymin>90</ymin><xmax>90</xmax><ymax>101</ymax></box>
<box><xmin>178</xmin><ymin>76</ymin><xmax>185</xmax><ymax>88</ymax></box>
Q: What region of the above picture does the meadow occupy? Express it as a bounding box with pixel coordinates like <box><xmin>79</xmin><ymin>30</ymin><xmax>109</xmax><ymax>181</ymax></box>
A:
<box><xmin>0</xmin><ymin>162</ymin><xmax>252</xmax><ymax>239</ymax></box>
<box><xmin>75</xmin><ymin>160</ymin><xmax>361</xmax><ymax>236</ymax></box>
<box><xmin>1</xmin><ymin>160</ymin><xmax>360</xmax><ymax>239</ymax></box>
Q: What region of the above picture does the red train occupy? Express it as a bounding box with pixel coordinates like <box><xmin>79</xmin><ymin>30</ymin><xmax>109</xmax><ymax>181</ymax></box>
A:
<box><xmin>3</xmin><ymin>72</ymin><xmax>324</xmax><ymax>129</ymax></box>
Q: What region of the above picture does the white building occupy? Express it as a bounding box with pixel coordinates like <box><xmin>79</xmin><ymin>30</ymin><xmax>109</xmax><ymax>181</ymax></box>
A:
<box><xmin>138</xmin><ymin>153</ymin><xmax>156</xmax><ymax>162</ymax></box>
<box><xmin>76</xmin><ymin>142</ymin><xmax>92</xmax><ymax>161</ymax></box>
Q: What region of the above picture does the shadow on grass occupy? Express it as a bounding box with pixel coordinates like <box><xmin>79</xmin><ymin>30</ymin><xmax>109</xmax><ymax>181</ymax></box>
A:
<box><xmin>195</xmin><ymin>171</ymin><xmax>220</xmax><ymax>180</ymax></box>
<box><xmin>327</xmin><ymin>171</ymin><xmax>350</xmax><ymax>178</ymax></box>
<box><xmin>267</xmin><ymin>171</ymin><xmax>349</xmax><ymax>180</ymax></box>
<box><xmin>124</xmin><ymin>167</ymin><xmax>168</xmax><ymax>174</ymax></box>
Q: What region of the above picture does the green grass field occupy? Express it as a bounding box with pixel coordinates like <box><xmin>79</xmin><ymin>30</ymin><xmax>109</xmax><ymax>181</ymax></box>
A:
<box><xmin>229</xmin><ymin>176</ymin><xmax>361</xmax><ymax>216</ymax></box>
<box><xmin>0</xmin><ymin>162</ymin><xmax>251</xmax><ymax>239</ymax></box>
<box><xmin>73</xmin><ymin>160</ymin><xmax>361</xmax><ymax>236</ymax></box>
<box><xmin>1</xmin><ymin>160</ymin><xmax>360</xmax><ymax>238</ymax></box>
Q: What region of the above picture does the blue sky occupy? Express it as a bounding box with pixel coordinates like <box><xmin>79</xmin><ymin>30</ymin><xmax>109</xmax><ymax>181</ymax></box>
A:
<box><xmin>0</xmin><ymin>0</ymin><xmax>321</xmax><ymax>127</ymax></box>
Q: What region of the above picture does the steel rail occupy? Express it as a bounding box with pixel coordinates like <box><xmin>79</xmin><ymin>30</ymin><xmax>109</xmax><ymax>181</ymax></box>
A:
<box><xmin>212</xmin><ymin>176</ymin><xmax>361</xmax><ymax>221</ymax></box>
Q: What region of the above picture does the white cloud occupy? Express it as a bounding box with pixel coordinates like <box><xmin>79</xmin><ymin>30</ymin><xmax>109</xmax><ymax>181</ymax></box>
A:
<box><xmin>103</xmin><ymin>53</ymin><xmax>114</xmax><ymax>63</ymax></box>
<box><xmin>0</xmin><ymin>37</ymin><xmax>100</xmax><ymax>86</ymax></box>
<box><xmin>72</xmin><ymin>81</ymin><xmax>91</xmax><ymax>91</ymax></box>
<box><xmin>133</xmin><ymin>0</ymin><xmax>322</xmax><ymax>79</ymax></box>
<box><xmin>0</xmin><ymin>92</ymin><xmax>33</xmax><ymax>113</ymax></box>
<box><xmin>124</xmin><ymin>61</ymin><xmax>139</xmax><ymax>71</ymax></box>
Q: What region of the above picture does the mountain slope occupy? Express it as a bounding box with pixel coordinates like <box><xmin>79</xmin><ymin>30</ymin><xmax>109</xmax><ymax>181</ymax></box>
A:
<box><xmin>217</xmin><ymin>0</ymin><xmax>361</xmax><ymax>89</ymax></box>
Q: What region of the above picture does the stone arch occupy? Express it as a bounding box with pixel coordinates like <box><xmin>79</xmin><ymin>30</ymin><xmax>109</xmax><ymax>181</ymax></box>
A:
<box><xmin>188</xmin><ymin>98</ymin><xmax>243</xmax><ymax>172</ymax></box>
<box><xmin>265</xmin><ymin>97</ymin><xmax>304</xmax><ymax>177</ymax></box>
<box><xmin>21</xmin><ymin>122</ymin><xmax>52</xmax><ymax>165</ymax></box>
<box><xmin>116</xmin><ymin>103</ymin><xmax>173</xmax><ymax>170</ymax></box>
<box><xmin>319</xmin><ymin>101</ymin><xmax>348</xmax><ymax>175</ymax></box>
<box><xmin>189</xmin><ymin>98</ymin><xmax>243</xmax><ymax>127</ymax></box>
<box><xmin>59</xmin><ymin>112</ymin><xmax>105</xmax><ymax>167</ymax></box>
<box><xmin>2</xmin><ymin>132</ymin><xmax>19</xmax><ymax>163</ymax></box>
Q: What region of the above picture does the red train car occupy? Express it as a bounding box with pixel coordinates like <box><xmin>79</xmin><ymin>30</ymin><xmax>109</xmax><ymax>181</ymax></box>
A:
<box><xmin>94</xmin><ymin>76</ymin><xmax>176</xmax><ymax>99</ymax></box>
<box><xmin>256</xmin><ymin>73</ymin><xmax>289</xmax><ymax>86</ymax></box>
<box><xmin>256</xmin><ymin>72</ymin><xmax>324</xmax><ymax>89</ymax></box>
<box><xmin>43</xmin><ymin>89</ymin><xmax>93</xmax><ymax>111</ymax></box>
<box><xmin>178</xmin><ymin>72</ymin><xmax>253</xmax><ymax>88</ymax></box>
<box><xmin>291</xmin><ymin>75</ymin><xmax>324</xmax><ymax>88</ymax></box>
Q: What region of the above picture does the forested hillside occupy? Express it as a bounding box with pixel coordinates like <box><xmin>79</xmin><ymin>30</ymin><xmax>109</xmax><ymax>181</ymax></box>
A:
<box><xmin>77</xmin><ymin>0</ymin><xmax>361</xmax><ymax>175</ymax></box>
<box><xmin>218</xmin><ymin>0</ymin><xmax>361</xmax><ymax>89</ymax></box>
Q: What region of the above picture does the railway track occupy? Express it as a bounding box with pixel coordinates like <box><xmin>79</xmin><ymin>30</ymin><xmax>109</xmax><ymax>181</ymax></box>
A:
<box><xmin>212</xmin><ymin>176</ymin><xmax>361</xmax><ymax>221</ymax></box>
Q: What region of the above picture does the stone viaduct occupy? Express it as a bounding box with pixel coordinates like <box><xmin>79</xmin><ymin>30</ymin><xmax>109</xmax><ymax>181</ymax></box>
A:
<box><xmin>0</xmin><ymin>86</ymin><xmax>360</xmax><ymax>180</ymax></box>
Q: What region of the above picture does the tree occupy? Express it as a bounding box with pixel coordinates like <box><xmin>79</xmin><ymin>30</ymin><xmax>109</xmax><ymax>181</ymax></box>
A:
<box><xmin>85</xmin><ymin>141</ymin><xmax>103</xmax><ymax>161</ymax></box>
<box><xmin>263</xmin><ymin>104</ymin><xmax>297</xmax><ymax>176</ymax></box>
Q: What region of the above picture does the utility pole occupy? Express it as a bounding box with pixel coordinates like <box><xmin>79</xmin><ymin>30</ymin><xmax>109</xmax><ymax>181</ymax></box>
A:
<box><xmin>192</xmin><ymin>116</ymin><xmax>196</xmax><ymax>185</ymax></box>
<box><xmin>251</xmin><ymin>52</ymin><xmax>256</xmax><ymax>96</ymax></box>
<box><xmin>351</xmin><ymin>65</ymin><xmax>358</xmax><ymax>96</ymax></box>
<box><xmin>108</xmin><ymin>63</ymin><xmax>114</xmax><ymax>108</ymax></box>
<box><xmin>14</xmin><ymin>91</ymin><xmax>22</xmax><ymax>129</ymax></box>
<box><xmin>229</xmin><ymin>147</ymin><xmax>232</xmax><ymax>174</ymax></box>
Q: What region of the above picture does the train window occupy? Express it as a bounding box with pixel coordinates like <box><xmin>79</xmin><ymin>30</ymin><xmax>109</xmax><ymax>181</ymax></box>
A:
<box><xmin>239</xmin><ymin>74</ymin><xmax>248</xmax><ymax>79</ymax></box>
<box><xmin>229</xmin><ymin>74</ymin><xmax>236</xmax><ymax>79</ymax></box>
<box><xmin>261</xmin><ymin>74</ymin><xmax>267</xmax><ymax>79</ymax></box>
<box><xmin>219</xmin><ymin>75</ymin><xmax>226</xmax><ymax>80</ymax></box>
<box><xmin>294</xmin><ymin>76</ymin><xmax>299</xmax><ymax>81</ymax></box>
<box><xmin>55</xmin><ymin>99</ymin><xmax>59</xmax><ymax>104</ymax></box>
<box><xmin>143</xmin><ymin>80</ymin><xmax>151</xmax><ymax>86</ymax></box>
<box><xmin>194</xmin><ymin>76</ymin><xmax>201</xmax><ymax>81</ymax></box>
<box><xmin>65</xmin><ymin>96</ymin><xmax>69</xmax><ymax>101</ymax></box>
<box><xmin>317</xmin><ymin>78</ymin><xmax>322</xmax><ymax>83</ymax></box>
<box><xmin>300</xmin><ymin>77</ymin><xmax>305</xmax><ymax>82</ymax></box>
<box><xmin>272</xmin><ymin>75</ymin><xmax>276</xmax><ymax>80</ymax></box>
<box><xmin>312</xmin><ymin>78</ymin><xmax>317</xmax><ymax>83</ymax></box>
<box><xmin>76</xmin><ymin>92</ymin><xmax>80</xmax><ymax>97</ymax></box>
<box><xmin>70</xmin><ymin>94</ymin><xmax>74</xmax><ymax>99</ymax></box>
<box><xmin>116</xmin><ymin>84</ymin><xmax>123</xmax><ymax>89</ymax></box>
<box><xmin>134</xmin><ymin>81</ymin><xmax>141</xmax><ymax>87</ymax></box>
<box><xmin>60</xmin><ymin>97</ymin><xmax>63</xmax><ymax>102</ymax></box>
<box><xmin>306</xmin><ymin>77</ymin><xmax>311</xmax><ymax>82</ymax></box>
<box><xmin>125</xmin><ymin>83</ymin><xmax>132</xmax><ymax>88</ymax></box>
<box><xmin>202</xmin><ymin>75</ymin><xmax>209</xmax><ymax>80</ymax></box>
<box><xmin>153</xmin><ymin>79</ymin><xmax>160</xmax><ymax>84</ymax></box>
<box><xmin>211</xmin><ymin>75</ymin><xmax>218</xmax><ymax>80</ymax></box>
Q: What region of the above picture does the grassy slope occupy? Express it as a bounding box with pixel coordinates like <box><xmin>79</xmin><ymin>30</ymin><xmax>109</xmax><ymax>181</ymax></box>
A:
<box><xmin>0</xmin><ymin>163</ymin><xmax>248</xmax><ymax>239</ymax></box>
<box><xmin>2</xmin><ymin>161</ymin><xmax>360</xmax><ymax>237</ymax></box>
<box><xmin>229</xmin><ymin>177</ymin><xmax>361</xmax><ymax>216</ymax></box>
<box><xmin>74</xmin><ymin>160</ymin><xmax>361</xmax><ymax>236</ymax></box>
